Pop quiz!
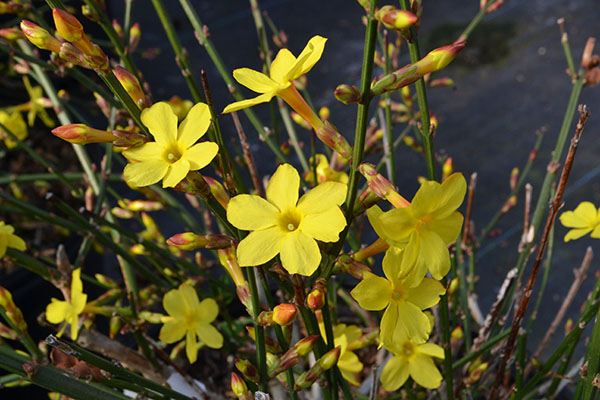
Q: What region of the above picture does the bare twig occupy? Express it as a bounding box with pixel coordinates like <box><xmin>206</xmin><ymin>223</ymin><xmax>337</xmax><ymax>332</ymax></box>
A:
<box><xmin>231</xmin><ymin>111</ymin><xmax>263</xmax><ymax>197</ymax></box>
<box><xmin>489</xmin><ymin>105</ymin><xmax>590</xmax><ymax>400</ymax></box>
<box><xmin>518</xmin><ymin>184</ymin><xmax>534</xmax><ymax>253</ymax></box>
<box><xmin>462</xmin><ymin>172</ymin><xmax>477</xmax><ymax>249</ymax></box>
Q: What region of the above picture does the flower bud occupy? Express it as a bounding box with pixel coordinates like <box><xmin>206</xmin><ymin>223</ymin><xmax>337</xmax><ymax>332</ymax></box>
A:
<box><xmin>0</xmin><ymin>28</ymin><xmax>24</xmax><ymax>40</ymax></box>
<box><xmin>565</xmin><ymin>318</ymin><xmax>574</xmax><ymax>336</ymax></box>
<box><xmin>451</xmin><ymin>326</ymin><xmax>463</xmax><ymax>352</ymax></box>
<box><xmin>20</xmin><ymin>21</ymin><xmax>62</xmax><ymax>53</ymax></box>
<box><xmin>291</xmin><ymin>111</ymin><xmax>311</xmax><ymax>130</ymax></box>
<box><xmin>94</xmin><ymin>273</ymin><xmax>118</xmax><ymax>289</ymax></box>
<box><xmin>231</xmin><ymin>372</ymin><xmax>252</xmax><ymax>400</ymax></box>
<box><xmin>52</xmin><ymin>8</ymin><xmax>85</xmax><ymax>44</ymax></box>
<box><xmin>358</xmin><ymin>163</ymin><xmax>410</xmax><ymax>208</ymax></box>
<box><xmin>334</xmin><ymin>84</ymin><xmax>361</xmax><ymax>104</ymax></box>
<box><xmin>273</xmin><ymin>304</ymin><xmax>297</xmax><ymax>326</ymax></box>
<box><xmin>315</xmin><ymin>121</ymin><xmax>353</xmax><ymax>161</ymax></box>
<box><xmin>257</xmin><ymin>311</ymin><xmax>274</xmax><ymax>326</ymax></box>
<box><xmin>353</xmin><ymin>187</ymin><xmax>380</xmax><ymax>216</ymax></box>
<box><xmin>318</xmin><ymin>106</ymin><xmax>330</xmax><ymax>121</ymax></box>
<box><xmin>465</xmin><ymin>361</ymin><xmax>489</xmax><ymax>385</ymax></box>
<box><xmin>415</xmin><ymin>41</ymin><xmax>466</xmax><ymax>76</ymax></box>
<box><xmin>52</xmin><ymin>124</ymin><xmax>116</xmax><ymax>145</ymax></box>
<box><xmin>294</xmin><ymin>346</ymin><xmax>341</xmax><ymax>390</ymax></box>
<box><xmin>217</xmin><ymin>247</ymin><xmax>247</xmax><ymax>288</ymax></box>
<box><xmin>235</xmin><ymin>358</ymin><xmax>259</xmax><ymax>383</ymax></box>
<box><xmin>268</xmin><ymin>335</ymin><xmax>319</xmax><ymax>377</ymax></box>
<box><xmin>429</xmin><ymin>77</ymin><xmax>455</xmax><ymax>87</ymax></box>
<box><xmin>443</xmin><ymin>157</ymin><xmax>454</xmax><ymax>179</ymax></box>
<box><xmin>246</xmin><ymin>326</ymin><xmax>283</xmax><ymax>355</ymax></box>
<box><xmin>375</xmin><ymin>6</ymin><xmax>418</xmax><ymax>31</ymax></box>
<box><xmin>448</xmin><ymin>277</ymin><xmax>459</xmax><ymax>296</ymax></box>
<box><xmin>111</xmin><ymin>207</ymin><xmax>134</xmax><ymax>219</ymax></box>
<box><xmin>129</xmin><ymin>23</ymin><xmax>141</xmax><ymax>53</ymax></box>
<box><xmin>0</xmin><ymin>287</ymin><xmax>26</xmax><ymax>332</ymax></box>
<box><xmin>203</xmin><ymin>176</ymin><xmax>230</xmax><ymax>209</ymax></box>
<box><xmin>108</xmin><ymin>315</ymin><xmax>121</xmax><ymax>339</ymax></box>
<box><xmin>113</xmin><ymin>66</ymin><xmax>147</xmax><ymax>109</ymax></box>
<box><xmin>167</xmin><ymin>232</ymin><xmax>231</xmax><ymax>251</ymax></box>
<box><xmin>307</xmin><ymin>289</ymin><xmax>325</xmax><ymax>311</ymax></box>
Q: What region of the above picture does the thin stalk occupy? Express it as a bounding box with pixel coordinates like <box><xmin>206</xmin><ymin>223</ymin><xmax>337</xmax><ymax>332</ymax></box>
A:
<box><xmin>439</xmin><ymin>277</ymin><xmax>454</xmax><ymax>399</ymax></box>
<box><xmin>557</xmin><ymin>19</ymin><xmax>577</xmax><ymax>80</ymax></box>
<box><xmin>246</xmin><ymin>269</ymin><xmax>268</xmax><ymax>392</ymax></box>
<box><xmin>5</xmin><ymin>248</ymin><xmax>53</xmax><ymax>281</ymax></box>
<box><xmin>382</xmin><ymin>31</ymin><xmax>396</xmax><ymax>185</ymax></box>
<box><xmin>0</xmin><ymin>306</ymin><xmax>43</xmax><ymax>361</ymax></box>
<box><xmin>150</xmin><ymin>0</ymin><xmax>203</xmax><ymax>102</ymax></box>
<box><xmin>278</xmin><ymin>99</ymin><xmax>310</xmax><ymax>172</ymax></box>
<box><xmin>452</xmin><ymin>329</ymin><xmax>510</xmax><ymax>370</ymax></box>
<box><xmin>575</xmin><ymin>309</ymin><xmax>600</xmax><ymax>398</ymax></box>
<box><xmin>455</xmin><ymin>239</ymin><xmax>472</xmax><ymax>352</ymax></box>
<box><xmin>177</xmin><ymin>0</ymin><xmax>287</xmax><ymax>163</ymax></box>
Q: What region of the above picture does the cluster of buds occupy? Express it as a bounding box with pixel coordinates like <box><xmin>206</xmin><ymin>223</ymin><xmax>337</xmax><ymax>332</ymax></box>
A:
<box><xmin>0</xmin><ymin>1</ymin><xmax>30</xmax><ymax>14</ymax></box>
<box><xmin>294</xmin><ymin>346</ymin><xmax>341</xmax><ymax>390</ymax></box>
<box><xmin>371</xmin><ymin>41</ymin><xmax>465</xmax><ymax>97</ymax></box>
<box><xmin>307</xmin><ymin>278</ymin><xmax>327</xmax><ymax>310</ymax></box>
<box><xmin>374</xmin><ymin>6</ymin><xmax>418</xmax><ymax>31</ymax></box>
<box><xmin>358</xmin><ymin>163</ymin><xmax>410</xmax><ymax>208</ymax></box>
<box><xmin>268</xmin><ymin>335</ymin><xmax>319</xmax><ymax>377</ymax></box>
<box><xmin>21</xmin><ymin>9</ymin><xmax>109</xmax><ymax>72</ymax></box>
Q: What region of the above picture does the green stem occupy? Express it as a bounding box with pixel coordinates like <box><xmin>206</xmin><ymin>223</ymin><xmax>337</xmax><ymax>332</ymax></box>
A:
<box><xmin>438</xmin><ymin>277</ymin><xmax>454</xmax><ymax>399</ymax></box>
<box><xmin>575</xmin><ymin>310</ymin><xmax>600</xmax><ymax>398</ymax></box>
<box><xmin>150</xmin><ymin>0</ymin><xmax>203</xmax><ymax>102</ymax></box>
<box><xmin>0</xmin><ymin>306</ymin><xmax>43</xmax><ymax>361</ymax></box>
<box><xmin>246</xmin><ymin>269</ymin><xmax>268</xmax><ymax>392</ymax></box>
<box><xmin>452</xmin><ymin>329</ymin><xmax>510</xmax><ymax>370</ymax></box>
<box><xmin>455</xmin><ymin>241</ymin><xmax>471</xmax><ymax>352</ymax></box>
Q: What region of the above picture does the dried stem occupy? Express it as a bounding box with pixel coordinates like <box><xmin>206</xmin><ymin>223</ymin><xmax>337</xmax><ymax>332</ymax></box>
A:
<box><xmin>489</xmin><ymin>105</ymin><xmax>590</xmax><ymax>400</ymax></box>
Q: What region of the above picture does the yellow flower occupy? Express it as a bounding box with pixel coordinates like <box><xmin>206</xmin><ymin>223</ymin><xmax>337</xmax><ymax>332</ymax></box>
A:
<box><xmin>0</xmin><ymin>221</ymin><xmax>26</xmax><ymax>257</ymax></box>
<box><xmin>227</xmin><ymin>163</ymin><xmax>347</xmax><ymax>276</ymax></box>
<box><xmin>159</xmin><ymin>284</ymin><xmax>223</xmax><ymax>364</ymax></box>
<box><xmin>319</xmin><ymin>321</ymin><xmax>364</xmax><ymax>386</ymax></box>
<box><xmin>304</xmin><ymin>154</ymin><xmax>349</xmax><ymax>185</ymax></box>
<box><xmin>351</xmin><ymin>248</ymin><xmax>445</xmax><ymax>345</ymax></box>
<box><xmin>0</xmin><ymin>110</ymin><xmax>28</xmax><ymax>149</ymax></box>
<box><xmin>368</xmin><ymin>173</ymin><xmax>466</xmax><ymax>285</ymax></box>
<box><xmin>223</xmin><ymin>36</ymin><xmax>327</xmax><ymax>130</ymax></box>
<box><xmin>122</xmin><ymin>102</ymin><xmax>218</xmax><ymax>188</ymax></box>
<box><xmin>22</xmin><ymin>76</ymin><xmax>54</xmax><ymax>127</ymax></box>
<box><xmin>46</xmin><ymin>268</ymin><xmax>87</xmax><ymax>340</ymax></box>
<box><xmin>380</xmin><ymin>328</ymin><xmax>444</xmax><ymax>391</ymax></box>
<box><xmin>559</xmin><ymin>201</ymin><xmax>600</xmax><ymax>242</ymax></box>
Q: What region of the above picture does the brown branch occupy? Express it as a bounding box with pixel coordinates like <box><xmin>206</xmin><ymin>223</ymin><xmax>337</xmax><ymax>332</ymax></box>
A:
<box><xmin>489</xmin><ymin>105</ymin><xmax>590</xmax><ymax>400</ymax></box>
<box><xmin>462</xmin><ymin>172</ymin><xmax>477</xmax><ymax>249</ymax></box>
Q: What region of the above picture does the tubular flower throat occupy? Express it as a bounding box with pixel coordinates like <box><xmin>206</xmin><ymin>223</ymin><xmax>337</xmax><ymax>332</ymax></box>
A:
<box><xmin>223</xmin><ymin>35</ymin><xmax>327</xmax><ymax>130</ymax></box>
<box><xmin>46</xmin><ymin>268</ymin><xmax>87</xmax><ymax>341</ymax></box>
<box><xmin>123</xmin><ymin>102</ymin><xmax>218</xmax><ymax>188</ymax></box>
<box><xmin>159</xmin><ymin>284</ymin><xmax>223</xmax><ymax>364</ymax></box>
<box><xmin>559</xmin><ymin>201</ymin><xmax>600</xmax><ymax>242</ymax></box>
<box><xmin>368</xmin><ymin>173</ymin><xmax>466</xmax><ymax>286</ymax></box>
<box><xmin>351</xmin><ymin>247</ymin><xmax>445</xmax><ymax>346</ymax></box>
<box><xmin>227</xmin><ymin>163</ymin><xmax>347</xmax><ymax>276</ymax></box>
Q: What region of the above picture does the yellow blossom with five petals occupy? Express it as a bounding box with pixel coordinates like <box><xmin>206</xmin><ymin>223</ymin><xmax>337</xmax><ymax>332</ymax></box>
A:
<box><xmin>227</xmin><ymin>163</ymin><xmax>347</xmax><ymax>276</ymax></box>
<box><xmin>318</xmin><ymin>321</ymin><xmax>364</xmax><ymax>386</ymax></box>
<box><xmin>351</xmin><ymin>247</ymin><xmax>445</xmax><ymax>345</ymax></box>
<box><xmin>46</xmin><ymin>268</ymin><xmax>87</xmax><ymax>340</ymax></box>
<box><xmin>368</xmin><ymin>173</ymin><xmax>466</xmax><ymax>286</ymax></box>
<box><xmin>380</xmin><ymin>327</ymin><xmax>444</xmax><ymax>391</ymax></box>
<box><xmin>159</xmin><ymin>284</ymin><xmax>223</xmax><ymax>364</ymax></box>
<box><xmin>123</xmin><ymin>102</ymin><xmax>218</xmax><ymax>188</ymax></box>
<box><xmin>559</xmin><ymin>201</ymin><xmax>600</xmax><ymax>242</ymax></box>
<box><xmin>0</xmin><ymin>221</ymin><xmax>26</xmax><ymax>257</ymax></box>
<box><xmin>223</xmin><ymin>36</ymin><xmax>327</xmax><ymax>130</ymax></box>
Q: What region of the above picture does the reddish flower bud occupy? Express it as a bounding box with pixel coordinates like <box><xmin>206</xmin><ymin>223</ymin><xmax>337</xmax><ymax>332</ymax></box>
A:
<box><xmin>52</xmin><ymin>124</ymin><xmax>116</xmax><ymax>145</ymax></box>
<box><xmin>53</xmin><ymin>8</ymin><xmax>85</xmax><ymax>43</ymax></box>
<box><xmin>113</xmin><ymin>66</ymin><xmax>148</xmax><ymax>109</ymax></box>
<box><xmin>0</xmin><ymin>28</ymin><xmax>24</xmax><ymax>40</ymax></box>
<box><xmin>235</xmin><ymin>358</ymin><xmax>259</xmax><ymax>383</ymax></box>
<box><xmin>315</xmin><ymin>121</ymin><xmax>353</xmax><ymax>161</ymax></box>
<box><xmin>358</xmin><ymin>163</ymin><xmax>410</xmax><ymax>208</ymax></box>
<box><xmin>231</xmin><ymin>372</ymin><xmax>252</xmax><ymax>400</ymax></box>
<box><xmin>294</xmin><ymin>346</ymin><xmax>341</xmax><ymax>390</ymax></box>
<box><xmin>443</xmin><ymin>157</ymin><xmax>454</xmax><ymax>179</ymax></box>
<box><xmin>375</xmin><ymin>6</ymin><xmax>418</xmax><ymax>31</ymax></box>
<box><xmin>203</xmin><ymin>176</ymin><xmax>230</xmax><ymax>209</ymax></box>
<box><xmin>334</xmin><ymin>84</ymin><xmax>361</xmax><ymax>105</ymax></box>
<box><xmin>167</xmin><ymin>232</ymin><xmax>231</xmax><ymax>251</ymax></box>
<box><xmin>20</xmin><ymin>20</ymin><xmax>62</xmax><ymax>53</ymax></box>
<box><xmin>273</xmin><ymin>303</ymin><xmax>297</xmax><ymax>326</ymax></box>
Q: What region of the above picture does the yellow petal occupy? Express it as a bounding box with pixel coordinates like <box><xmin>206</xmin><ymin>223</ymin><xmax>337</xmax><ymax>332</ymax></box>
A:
<box><xmin>122</xmin><ymin>142</ymin><xmax>165</xmax><ymax>163</ymax></box>
<box><xmin>560</xmin><ymin>202</ymin><xmax>597</xmax><ymax>228</ymax></box>
<box><xmin>223</xmin><ymin>92</ymin><xmax>277</xmax><ymax>113</ymax></box>
<box><xmin>366</xmin><ymin>205</ymin><xmax>391</xmax><ymax>241</ymax></box>
<box><xmin>418</xmin><ymin>343</ymin><xmax>444</xmax><ymax>359</ymax></box>
<box><xmin>406</xmin><ymin>278</ymin><xmax>445</xmax><ymax>310</ymax></box>
<box><xmin>141</xmin><ymin>102</ymin><xmax>178</xmax><ymax>147</ymax></box>
<box><xmin>591</xmin><ymin>225</ymin><xmax>600</xmax><ymax>239</ymax></box>
<box><xmin>432</xmin><ymin>173</ymin><xmax>467</xmax><ymax>219</ymax></box>
<box><xmin>382</xmin><ymin>246</ymin><xmax>405</xmax><ymax>287</ymax></box>
<box><xmin>179</xmin><ymin>283</ymin><xmax>201</xmax><ymax>311</ymax></box>
<box><xmin>7</xmin><ymin>234</ymin><xmax>26</xmax><ymax>251</ymax></box>
<box><xmin>236</xmin><ymin>226</ymin><xmax>283</xmax><ymax>266</ymax></box>
<box><xmin>196</xmin><ymin>323</ymin><xmax>223</xmax><ymax>349</ymax></box>
<box><xmin>182</xmin><ymin>141</ymin><xmax>218</xmax><ymax>170</ymax></box>
<box><xmin>162</xmin><ymin>159</ymin><xmax>190</xmax><ymax>188</ymax></box>
<box><xmin>227</xmin><ymin>194</ymin><xmax>279</xmax><ymax>231</ymax></box>
<box><xmin>378</xmin><ymin>207</ymin><xmax>417</xmax><ymax>242</ymax></box>
<box><xmin>163</xmin><ymin>287</ymin><xmax>187</xmax><ymax>319</ymax></box>
<box><xmin>564</xmin><ymin>228</ymin><xmax>593</xmax><ymax>242</ymax></box>
<box><xmin>270</xmin><ymin>48</ymin><xmax>297</xmax><ymax>83</ymax></box>
<box><xmin>233</xmin><ymin>68</ymin><xmax>280</xmax><ymax>93</ymax></box>
<box><xmin>380</xmin><ymin>355</ymin><xmax>409</xmax><ymax>391</ymax></box>
<box><xmin>68</xmin><ymin>312</ymin><xmax>79</xmax><ymax>341</ymax></box>
<box><xmin>266</xmin><ymin>163</ymin><xmax>300</xmax><ymax>212</ymax></box>
<box><xmin>124</xmin><ymin>160</ymin><xmax>169</xmax><ymax>187</ymax></box>
<box><xmin>0</xmin><ymin>235</ymin><xmax>7</xmax><ymax>258</ymax></box>
<box><xmin>300</xmin><ymin>207</ymin><xmax>346</xmax><ymax>242</ymax></box>
<box><xmin>408</xmin><ymin>354</ymin><xmax>442</xmax><ymax>389</ymax></box>
<box><xmin>380</xmin><ymin>302</ymin><xmax>399</xmax><ymax>347</ymax></box>
<box><xmin>177</xmin><ymin>102</ymin><xmax>211</xmax><ymax>148</ymax></box>
<box><xmin>285</xmin><ymin>36</ymin><xmax>327</xmax><ymax>81</ymax></box>
<box><xmin>400</xmin><ymin>233</ymin><xmax>427</xmax><ymax>288</ymax></box>
<box><xmin>428</xmin><ymin>212</ymin><xmax>463</xmax><ymax>244</ymax></box>
<box><xmin>280</xmin><ymin>231</ymin><xmax>321</xmax><ymax>276</ymax></box>
<box><xmin>159</xmin><ymin>320</ymin><xmax>186</xmax><ymax>343</ymax></box>
<box><xmin>411</xmin><ymin>180</ymin><xmax>443</xmax><ymax>218</ymax></box>
<box><xmin>351</xmin><ymin>276</ymin><xmax>392</xmax><ymax>311</ymax></box>
<box><xmin>186</xmin><ymin>329</ymin><xmax>198</xmax><ymax>364</ymax></box>
<box><xmin>198</xmin><ymin>298</ymin><xmax>219</xmax><ymax>324</ymax></box>
<box><xmin>297</xmin><ymin>181</ymin><xmax>347</xmax><ymax>214</ymax></box>
<box><xmin>397</xmin><ymin>301</ymin><xmax>431</xmax><ymax>344</ymax></box>
<box><xmin>419</xmin><ymin>230</ymin><xmax>450</xmax><ymax>280</ymax></box>
<box><xmin>46</xmin><ymin>299</ymin><xmax>68</xmax><ymax>324</ymax></box>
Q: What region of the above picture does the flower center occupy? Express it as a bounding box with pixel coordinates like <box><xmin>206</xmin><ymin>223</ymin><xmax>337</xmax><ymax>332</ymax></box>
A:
<box><xmin>415</xmin><ymin>214</ymin><xmax>432</xmax><ymax>233</ymax></box>
<box><xmin>391</xmin><ymin>284</ymin><xmax>406</xmax><ymax>302</ymax></box>
<box><xmin>184</xmin><ymin>311</ymin><xmax>198</xmax><ymax>329</ymax></box>
<box><xmin>402</xmin><ymin>341</ymin><xmax>416</xmax><ymax>359</ymax></box>
<box><xmin>278</xmin><ymin>208</ymin><xmax>302</xmax><ymax>232</ymax></box>
<box><xmin>164</xmin><ymin>144</ymin><xmax>183</xmax><ymax>164</ymax></box>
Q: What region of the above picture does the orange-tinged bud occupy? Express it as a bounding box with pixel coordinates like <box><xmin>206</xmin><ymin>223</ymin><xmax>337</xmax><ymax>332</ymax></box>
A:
<box><xmin>307</xmin><ymin>289</ymin><xmax>325</xmax><ymax>310</ymax></box>
<box><xmin>167</xmin><ymin>232</ymin><xmax>231</xmax><ymax>251</ymax></box>
<box><xmin>111</xmin><ymin>207</ymin><xmax>134</xmax><ymax>219</ymax></box>
<box><xmin>295</xmin><ymin>335</ymin><xmax>319</xmax><ymax>357</ymax></box>
<box><xmin>318</xmin><ymin>106</ymin><xmax>330</xmax><ymax>121</ymax></box>
<box><xmin>52</xmin><ymin>124</ymin><xmax>116</xmax><ymax>145</ymax></box>
<box><xmin>53</xmin><ymin>8</ymin><xmax>85</xmax><ymax>43</ymax></box>
<box><xmin>415</xmin><ymin>41</ymin><xmax>466</xmax><ymax>75</ymax></box>
<box><xmin>358</xmin><ymin>163</ymin><xmax>410</xmax><ymax>208</ymax></box>
<box><xmin>218</xmin><ymin>248</ymin><xmax>247</xmax><ymax>288</ymax></box>
<box><xmin>273</xmin><ymin>303</ymin><xmax>297</xmax><ymax>326</ymax></box>
<box><xmin>465</xmin><ymin>361</ymin><xmax>489</xmax><ymax>385</ymax></box>
<box><xmin>203</xmin><ymin>176</ymin><xmax>230</xmax><ymax>209</ymax></box>
<box><xmin>0</xmin><ymin>28</ymin><xmax>24</xmax><ymax>40</ymax></box>
<box><xmin>315</xmin><ymin>121</ymin><xmax>353</xmax><ymax>161</ymax></box>
<box><xmin>334</xmin><ymin>84</ymin><xmax>361</xmax><ymax>104</ymax></box>
<box><xmin>565</xmin><ymin>318</ymin><xmax>574</xmax><ymax>335</ymax></box>
<box><xmin>375</xmin><ymin>6</ymin><xmax>418</xmax><ymax>31</ymax></box>
<box><xmin>430</xmin><ymin>77</ymin><xmax>455</xmax><ymax>87</ymax></box>
<box><xmin>335</xmin><ymin>253</ymin><xmax>373</xmax><ymax>279</ymax></box>
<box><xmin>295</xmin><ymin>346</ymin><xmax>341</xmax><ymax>389</ymax></box>
<box><xmin>443</xmin><ymin>157</ymin><xmax>454</xmax><ymax>179</ymax></box>
<box><xmin>20</xmin><ymin>21</ymin><xmax>62</xmax><ymax>53</ymax></box>
<box><xmin>129</xmin><ymin>23</ymin><xmax>141</xmax><ymax>53</ymax></box>
<box><xmin>269</xmin><ymin>335</ymin><xmax>319</xmax><ymax>377</ymax></box>
<box><xmin>113</xmin><ymin>66</ymin><xmax>147</xmax><ymax>109</ymax></box>
<box><xmin>231</xmin><ymin>372</ymin><xmax>252</xmax><ymax>400</ymax></box>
